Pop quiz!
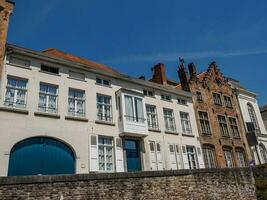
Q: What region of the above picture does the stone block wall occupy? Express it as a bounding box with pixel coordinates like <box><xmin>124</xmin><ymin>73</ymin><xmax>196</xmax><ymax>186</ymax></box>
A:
<box><xmin>0</xmin><ymin>168</ymin><xmax>256</xmax><ymax>200</ymax></box>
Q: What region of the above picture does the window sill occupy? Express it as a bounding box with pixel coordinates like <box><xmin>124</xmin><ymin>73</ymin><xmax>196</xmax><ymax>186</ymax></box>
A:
<box><xmin>0</xmin><ymin>106</ymin><xmax>29</xmax><ymax>115</ymax></box>
<box><xmin>165</xmin><ymin>130</ymin><xmax>179</xmax><ymax>135</ymax></box>
<box><xmin>148</xmin><ymin>128</ymin><xmax>161</xmax><ymax>133</ymax></box>
<box><xmin>39</xmin><ymin>70</ymin><xmax>61</xmax><ymax>77</ymax></box>
<box><xmin>65</xmin><ymin>116</ymin><xmax>88</xmax><ymax>122</ymax></box>
<box><xmin>161</xmin><ymin>99</ymin><xmax>173</xmax><ymax>103</ymax></box>
<box><xmin>95</xmin><ymin>120</ymin><xmax>115</xmax><ymax>126</ymax></box>
<box><xmin>67</xmin><ymin>76</ymin><xmax>87</xmax><ymax>82</ymax></box>
<box><xmin>182</xmin><ymin>133</ymin><xmax>195</xmax><ymax>137</ymax></box>
<box><xmin>202</xmin><ymin>133</ymin><xmax>212</xmax><ymax>137</ymax></box>
<box><xmin>8</xmin><ymin>63</ymin><xmax>32</xmax><ymax>70</ymax></box>
<box><xmin>34</xmin><ymin>111</ymin><xmax>60</xmax><ymax>119</ymax></box>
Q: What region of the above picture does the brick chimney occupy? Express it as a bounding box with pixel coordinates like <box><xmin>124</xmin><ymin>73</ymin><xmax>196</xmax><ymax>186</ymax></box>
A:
<box><xmin>0</xmin><ymin>0</ymin><xmax>14</xmax><ymax>77</ymax></box>
<box><xmin>177</xmin><ymin>58</ymin><xmax>190</xmax><ymax>92</ymax></box>
<box><xmin>188</xmin><ymin>62</ymin><xmax>197</xmax><ymax>80</ymax></box>
<box><xmin>150</xmin><ymin>63</ymin><xmax>167</xmax><ymax>85</ymax></box>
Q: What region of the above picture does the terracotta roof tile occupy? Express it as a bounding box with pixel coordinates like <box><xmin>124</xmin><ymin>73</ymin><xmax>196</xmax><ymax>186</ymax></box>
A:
<box><xmin>42</xmin><ymin>48</ymin><xmax>118</xmax><ymax>74</ymax></box>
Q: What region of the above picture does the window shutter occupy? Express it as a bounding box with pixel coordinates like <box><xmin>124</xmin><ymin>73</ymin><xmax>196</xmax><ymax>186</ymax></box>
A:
<box><xmin>115</xmin><ymin>138</ymin><xmax>124</xmax><ymax>172</ymax></box>
<box><xmin>156</xmin><ymin>143</ymin><xmax>163</xmax><ymax>170</ymax></box>
<box><xmin>169</xmin><ymin>144</ymin><xmax>177</xmax><ymax>170</ymax></box>
<box><xmin>149</xmin><ymin>142</ymin><xmax>157</xmax><ymax>171</ymax></box>
<box><xmin>197</xmin><ymin>147</ymin><xmax>205</xmax><ymax>169</ymax></box>
<box><xmin>182</xmin><ymin>145</ymin><xmax>190</xmax><ymax>169</ymax></box>
<box><xmin>175</xmin><ymin>145</ymin><xmax>183</xmax><ymax>169</ymax></box>
<box><xmin>90</xmin><ymin>135</ymin><xmax>98</xmax><ymax>171</ymax></box>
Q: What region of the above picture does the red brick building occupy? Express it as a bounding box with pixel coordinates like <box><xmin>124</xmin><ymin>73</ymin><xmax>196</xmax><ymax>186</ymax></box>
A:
<box><xmin>177</xmin><ymin>61</ymin><xmax>252</xmax><ymax>168</ymax></box>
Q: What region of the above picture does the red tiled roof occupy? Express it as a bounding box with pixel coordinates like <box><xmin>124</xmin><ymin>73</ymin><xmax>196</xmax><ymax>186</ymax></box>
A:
<box><xmin>42</xmin><ymin>48</ymin><xmax>118</xmax><ymax>74</ymax></box>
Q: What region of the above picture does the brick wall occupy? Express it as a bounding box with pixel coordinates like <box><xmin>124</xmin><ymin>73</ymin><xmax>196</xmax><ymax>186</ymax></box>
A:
<box><xmin>0</xmin><ymin>0</ymin><xmax>13</xmax><ymax>77</ymax></box>
<box><xmin>0</xmin><ymin>168</ymin><xmax>256</xmax><ymax>200</ymax></box>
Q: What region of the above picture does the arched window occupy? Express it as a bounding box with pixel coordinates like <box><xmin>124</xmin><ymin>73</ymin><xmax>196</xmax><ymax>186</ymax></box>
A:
<box><xmin>247</xmin><ymin>103</ymin><xmax>259</xmax><ymax>130</ymax></box>
<box><xmin>235</xmin><ymin>148</ymin><xmax>246</xmax><ymax>167</ymax></box>
<box><xmin>202</xmin><ymin>144</ymin><xmax>217</xmax><ymax>168</ymax></box>
<box><xmin>8</xmin><ymin>137</ymin><xmax>75</xmax><ymax>176</ymax></box>
<box><xmin>259</xmin><ymin>143</ymin><xmax>267</xmax><ymax>164</ymax></box>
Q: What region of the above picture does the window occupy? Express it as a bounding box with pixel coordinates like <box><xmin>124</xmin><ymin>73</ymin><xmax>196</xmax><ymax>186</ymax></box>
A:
<box><xmin>247</xmin><ymin>103</ymin><xmax>259</xmax><ymax>131</ymax></box>
<box><xmin>235</xmin><ymin>149</ymin><xmax>246</xmax><ymax>167</ymax></box>
<box><xmin>97</xmin><ymin>94</ymin><xmax>112</xmax><ymax>122</ymax></box>
<box><xmin>69</xmin><ymin>71</ymin><xmax>85</xmax><ymax>81</ymax></box>
<box><xmin>9</xmin><ymin>56</ymin><xmax>30</xmax><ymax>68</ymax></box>
<box><xmin>161</xmin><ymin>94</ymin><xmax>171</xmax><ymax>101</ymax></box>
<box><xmin>196</xmin><ymin>91</ymin><xmax>203</xmax><ymax>102</ymax></box>
<box><xmin>177</xmin><ymin>98</ymin><xmax>187</xmax><ymax>105</ymax></box>
<box><xmin>96</xmin><ymin>78</ymin><xmax>110</xmax><ymax>86</ymax></box>
<box><xmin>4</xmin><ymin>77</ymin><xmax>27</xmax><ymax>109</ymax></box>
<box><xmin>259</xmin><ymin>144</ymin><xmax>267</xmax><ymax>164</ymax></box>
<box><xmin>41</xmin><ymin>65</ymin><xmax>59</xmax><ymax>74</ymax></box>
<box><xmin>224</xmin><ymin>96</ymin><xmax>232</xmax><ymax>108</ymax></box>
<box><xmin>98</xmin><ymin>136</ymin><xmax>114</xmax><ymax>171</ymax></box>
<box><xmin>218</xmin><ymin>115</ymin><xmax>229</xmax><ymax>137</ymax></box>
<box><xmin>124</xmin><ymin>95</ymin><xmax>145</xmax><ymax>123</ymax></box>
<box><xmin>213</xmin><ymin>93</ymin><xmax>222</xmax><ymax>106</ymax></box>
<box><xmin>68</xmin><ymin>89</ymin><xmax>85</xmax><ymax>117</ymax></box>
<box><xmin>186</xmin><ymin>146</ymin><xmax>198</xmax><ymax>169</ymax></box>
<box><xmin>143</xmin><ymin>89</ymin><xmax>154</xmax><ymax>97</ymax></box>
<box><xmin>229</xmin><ymin>117</ymin><xmax>239</xmax><ymax>138</ymax></box>
<box><xmin>149</xmin><ymin>141</ymin><xmax>163</xmax><ymax>170</ymax></box>
<box><xmin>180</xmin><ymin>112</ymin><xmax>192</xmax><ymax>135</ymax></box>
<box><xmin>198</xmin><ymin>111</ymin><xmax>211</xmax><ymax>135</ymax></box>
<box><xmin>146</xmin><ymin>105</ymin><xmax>159</xmax><ymax>130</ymax></box>
<box><xmin>38</xmin><ymin>83</ymin><xmax>58</xmax><ymax>113</ymax></box>
<box><xmin>163</xmin><ymin>109</ymin><xmax>176</xmax><ymax>132</ymax></box>
<box><xmin>202</xmin><ymin>145</ymin><xmax>216</xmax><ymax>168</ymax></box>
<box><xmin>223</xmin><ymin>148</ymin><xmax>234</xmax><ymax>168</ymax></box>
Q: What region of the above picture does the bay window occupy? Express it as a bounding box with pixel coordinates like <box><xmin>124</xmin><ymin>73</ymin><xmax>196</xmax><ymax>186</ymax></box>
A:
<box><xmin>124</xmin><ymin>95</ymin><xmax>145</xmax><ymax>123</ymax></box>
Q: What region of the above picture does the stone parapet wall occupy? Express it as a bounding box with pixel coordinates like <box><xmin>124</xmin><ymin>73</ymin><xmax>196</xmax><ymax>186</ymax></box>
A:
<box><xmin>0</xmin><ymin>168</ymin><xmax>256</xmax><ymax>200</ymax></box>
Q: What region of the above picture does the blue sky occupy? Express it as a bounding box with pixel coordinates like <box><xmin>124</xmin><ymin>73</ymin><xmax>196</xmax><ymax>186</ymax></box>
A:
<box><xmin>7</xmin><ymin>0</ymin><xmax>267</xmax><ymax>105</ymax></box>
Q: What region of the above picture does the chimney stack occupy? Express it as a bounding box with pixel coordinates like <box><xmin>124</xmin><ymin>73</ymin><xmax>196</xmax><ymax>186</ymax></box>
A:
<box><xmin>150</xmin><ymin>63</ymin><xmax>167</xmax><ymax>85</ymax></box>
<box><xmin>0</xmin><ymin>0</ymin><xmax>14</xmax><ymax>77</ymax></box>
<box><xmin>177</xmin><ymin>57</ymin><xmax>190</xmax><ymax>92</ymax></box>
<box><xmin>188</xmin><ymin>62</ymin><xmax>197</xmax><ymax>80</ymax></box>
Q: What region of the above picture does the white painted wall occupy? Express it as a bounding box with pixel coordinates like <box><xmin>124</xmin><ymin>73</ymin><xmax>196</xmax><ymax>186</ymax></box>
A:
<box><xmin>0</xmin><ymin>52</ymin><xmax>204</xmax><ymax>176</ymax></box>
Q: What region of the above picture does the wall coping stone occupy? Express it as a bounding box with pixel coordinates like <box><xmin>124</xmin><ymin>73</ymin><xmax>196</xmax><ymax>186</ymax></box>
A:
<box><xmin>0</xmin><ymin>168</ymin><xmax>253</xmax><ymax>186</ymax></box>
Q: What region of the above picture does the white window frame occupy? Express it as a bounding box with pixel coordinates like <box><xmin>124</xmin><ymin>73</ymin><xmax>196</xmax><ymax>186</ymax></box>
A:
<box><xmin>38</xmin><ymin>83</ymin><xmax>58</xmax><ymax>113</ymax></box>
<box><xmin>98</xmin><ymin>136</ymin><xmax>114</xmax><ymax>172</ymax></box>
<box><xmin>235</xmin><ymin>149</ymin><xmax>246</xmax><ymax>167</ymax></box>
<box><xmin>96</xmin><ymin>77</ymin><xmax>111</xmax><ymax>87</ymax></box>
<box><xmin>68</xmin><ymin>88</ymin><xmax>86</xmax><ymax>117</ymax></box>
<box><xmin>146</xmin><ymin>104</ymin><xmax>159</xmax><ymax>130</ymax></box>
<box><xmin>97</xmin><ymin>94</ymin><xmax>112</xmax><ymax>122</ymax></box>
<box><xmin>224</xmin><ymin>95</ymin><xmax>232</xmax><ymax>108</ymax></box>
<box><xmin>4</xmin><ymin>76</ymin><xmax>28</xmax><ymax>109</ymax></box>
<box><xmin>163</xmin><ymin>108</ymin><xmax>176</xmax><ymax>132</ymax></box>
<box><xmin>223</xmin><ymin>148</ymin><xmax>234</xmax><ymax>168</ymax></box>
<box><xmin>228</xmin><ymin>117</ymin><xmax>240</xmax><ymax>138</ymax></box>
<box><xmin>198</xmin><ymin>111</ymin><xmax>211</xmax><ymax>135</ymax></box>
<box><xmin>180</xmin><ymin>112</ymin><xmax>192</xmax><ymax>135</ymax></box>
<box><xmin>218</xmin><ymin>115</ymin><xmax>229</xmax><ymax>137</ymax></box>
<box><xmin>186</xmin><ymin>146</ymin><xmax>199</xmax><ymax>169</ymax></box>
<box><xmin>124</xmin><ymin>95</ymin><xmax>145</xmax><ymax>123</ymax></box>
<box><xmin>202</xmin><ymin>145</ymin><xmax>216</xmax><ymax>168</ymax></box>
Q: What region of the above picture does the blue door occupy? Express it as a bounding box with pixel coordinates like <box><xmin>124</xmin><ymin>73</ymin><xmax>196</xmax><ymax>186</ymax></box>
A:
<box><xmin>124</xmin><ymin>139</ymin><xmax>141</xmax><ymax>172</ymax></box>
<box><xmin>8</xmin><ymin>137</ymin><xmax>75</xmax><ymax>176</ymax></box>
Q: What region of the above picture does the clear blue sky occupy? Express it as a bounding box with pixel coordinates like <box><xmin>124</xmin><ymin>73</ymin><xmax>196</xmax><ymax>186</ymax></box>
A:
<box><xmin>7</xmin><ymin>0</ymin><xmax>267</xmax><ymax>106</ymax></box>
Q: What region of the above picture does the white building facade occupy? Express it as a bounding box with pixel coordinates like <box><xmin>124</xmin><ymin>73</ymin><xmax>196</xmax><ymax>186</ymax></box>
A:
<box><xmin>0</xmin><ymin>44</ymin><xmax>205</xmax><ymax>176</ymax></box>
<box><xmin>230</xmin><ymin>79</ymin><xmax>267</xmax><ymax>165</ymax></box>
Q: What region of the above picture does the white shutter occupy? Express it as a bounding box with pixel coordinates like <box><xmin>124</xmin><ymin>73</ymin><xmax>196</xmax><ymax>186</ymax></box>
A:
<box><xmin>182</xmin><ymin>145</ymin><xmax>190</xmax><ymax>169</ymax></box>
<box><xmin>115</xmin><ymin>138</ymin><xmax>124</xmax><ymax>172</ymax></box>
<box><xmin>175</xmin><ymin>145</ymin><xmax>183</xmax><ymax>169</ymax></box>
<box><xmin>197</xmin><ymin>147</ymin><xmax>205</xmax><ymax>168</ymax></box>
<box><xmin>149</xmin><ymin>142</ymin><xmax>157</xmax><ymax>170</ymax></box>
<box><xmin>90</xmin><ymin>135</ymin><xmax>98</xmax><ymax>171</ymax></box>
<box><xmin>169</xmin><ymin>144</ymin><xmax>178</xmax><ymax>170</ymax></box>
<box><xmin>156</xmin><ymin>143</ymin><xmax>163</xmax><ymax>170</ymax></box>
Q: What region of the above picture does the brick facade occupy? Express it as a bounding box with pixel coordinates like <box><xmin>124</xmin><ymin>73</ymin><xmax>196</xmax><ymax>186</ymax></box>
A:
<box><xmin>0</xmin><ymin>0</ymin><xmax>13</xmax><ymax>77</ymax></box>
<box><xmin>177</xmin><ymin>62</ymin><xmax>252</xmax><ymax>168</ymax></box>
<box><xmin>0</xmin><ymin>168</ymin><xmax>256</xmax><ymax>200</ymax></box>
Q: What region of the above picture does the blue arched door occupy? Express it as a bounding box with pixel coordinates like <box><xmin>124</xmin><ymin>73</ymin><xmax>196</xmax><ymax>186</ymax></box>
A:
<box><xmin>8</xmin><ymin>137</ymin><xmax>75</xmax><ymax>176</ymax></box>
